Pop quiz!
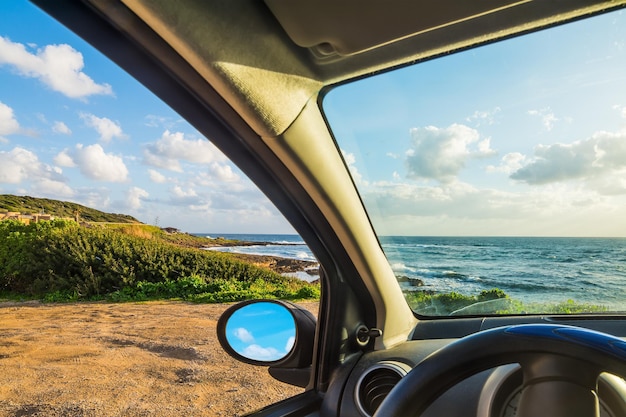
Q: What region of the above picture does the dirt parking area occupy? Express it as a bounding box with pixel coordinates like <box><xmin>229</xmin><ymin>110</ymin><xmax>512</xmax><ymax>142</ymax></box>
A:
<box><xmin>0</xmin><ymin>301</ymin><xmax>318</xmax><ymax>416</ymax></box>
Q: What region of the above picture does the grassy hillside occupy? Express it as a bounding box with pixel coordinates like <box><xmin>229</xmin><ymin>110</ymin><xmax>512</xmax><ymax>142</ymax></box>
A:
<box><xmin>0</xmin><ymin>195</ymin><xmax>139</xmax><ymax>223</ymax></box>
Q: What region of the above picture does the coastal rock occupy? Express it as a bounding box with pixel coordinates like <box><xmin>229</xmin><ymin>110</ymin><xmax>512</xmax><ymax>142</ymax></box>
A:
<box><xmin>396</xmin><ymin>275</ymin><xmax>425</xmax><ymax>286</ymax></box>
<box><xmin>273</xmin><ymin>258</ymin><xmax>319</xmax><ymax>275</ymax></box>
<box><xmin>227</xmin><ymin>253</ymin><xmax>318</xmax><ymax>275</ymax></box>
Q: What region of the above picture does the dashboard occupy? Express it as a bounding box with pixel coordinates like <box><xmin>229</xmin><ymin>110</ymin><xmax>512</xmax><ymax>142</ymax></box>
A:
<box><xmin>478</xmin><ymin>365</ymin><xmax>626</xmax><ymax>417</ymax></box>
<box><xmin>333</xmin><ymin>317</ymin><xmax>626</xmax><ymax>417</ymax></box>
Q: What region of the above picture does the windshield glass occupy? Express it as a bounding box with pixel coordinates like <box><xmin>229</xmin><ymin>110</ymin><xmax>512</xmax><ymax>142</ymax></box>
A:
<box><xmin>323</xmin><ymin>9</ymin><xmax>626</xmax><ymax>316</ymax></box>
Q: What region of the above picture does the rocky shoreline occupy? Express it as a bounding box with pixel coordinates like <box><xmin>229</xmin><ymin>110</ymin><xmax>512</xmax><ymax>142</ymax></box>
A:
<box><xmin>225</xmin><ymin>252</ymin><xmax>319</xmax><ymax>277</ymax></box>
<box><xmin>198</xmin><ymin>236</ymin><xmax>319</xmax><ymax>277</ymax></box>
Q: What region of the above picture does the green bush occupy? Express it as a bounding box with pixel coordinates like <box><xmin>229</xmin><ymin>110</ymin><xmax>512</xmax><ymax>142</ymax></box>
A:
<box><xmin>478</xmin><ymin>288</ymin><xmax>507</xmax><ymax>301</ymax></box>
<box><xmin>0</xmin><ymin>220</ymin><xmax>319</xmax><ymax>303</ymax></box>
<box><xmin>404</xmin><ymin>287</ymin><xmax>606</xmax><ymax>316</ymax></box>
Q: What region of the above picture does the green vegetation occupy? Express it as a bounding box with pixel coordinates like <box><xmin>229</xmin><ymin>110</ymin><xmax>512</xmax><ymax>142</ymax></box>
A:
<box><xmin>0</xmin><ymin>194</ymin><xmax>138</xmax><ymax>223</ymax></box>
<box><xmin>0</xmin><ymin>220</ymin><xmax>319</xmax><ymax>303</ymax></box>
<box><xmin>105</xmin><ymin>224</ymin><xmax>241</xmax><ymax>249</ymax></box>
<box><xmin>405</xmin><ymin>288</ymin><xmax>608</xmax><ymax>316</ymax></box>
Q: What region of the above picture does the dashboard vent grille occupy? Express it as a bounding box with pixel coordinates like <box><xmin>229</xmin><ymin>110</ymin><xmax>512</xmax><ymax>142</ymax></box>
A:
<box><xmin>355</xmin><ymin>362</ymin><xmax>409</xmax><ymax>416</ymax></box>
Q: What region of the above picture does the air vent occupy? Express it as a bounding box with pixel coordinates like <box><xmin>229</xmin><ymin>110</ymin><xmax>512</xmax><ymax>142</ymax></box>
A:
<box><xmin>355</xmin><ymin>361</ymin><xmax>411</xmax><ymax>417</ymax></box>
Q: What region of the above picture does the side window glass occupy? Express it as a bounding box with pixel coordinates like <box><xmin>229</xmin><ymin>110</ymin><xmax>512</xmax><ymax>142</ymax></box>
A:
<box><xmin>0</xmin><ymin>3</ymin><xmax>318</xmax><ymax>415</ymax></box>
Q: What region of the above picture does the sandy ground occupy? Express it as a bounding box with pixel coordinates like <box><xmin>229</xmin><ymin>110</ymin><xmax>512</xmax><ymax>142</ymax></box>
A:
<box><xmin>0</xmin><ymin>301</ymin><xmax>318</xmax><ymax>417</ymax></box>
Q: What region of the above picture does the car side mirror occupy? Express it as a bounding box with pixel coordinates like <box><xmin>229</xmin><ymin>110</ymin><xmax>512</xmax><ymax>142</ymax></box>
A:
<box><xmin>217</xmin><ymin>299</ymin><xmax>317</xmax><ymax>387</ymax></box>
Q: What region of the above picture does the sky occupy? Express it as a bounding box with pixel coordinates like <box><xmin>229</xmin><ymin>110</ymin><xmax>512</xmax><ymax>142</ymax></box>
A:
<box><xmin>324</xmin><ymin>9</ymin><xmax>626</xmax><ymax>237</ymax></box>
<box><xmin>0</xmin><ymin>1</ymin><xmax>295</xmax><ymax>234</ymax></box>
<box><xmin>1</xmin><ymin>4</ymin><xmax>626</xmax><ymax>238</ymax></box>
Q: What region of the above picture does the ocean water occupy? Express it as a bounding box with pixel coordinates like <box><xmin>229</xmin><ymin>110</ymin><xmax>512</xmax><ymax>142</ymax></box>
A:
<box><xmin>382</xmin><ymin>236</ymin><xmax>626</xmax><ymax>309</ymax></box>
<box><xmin>197</xmin><ymin>234</ymin><xmax>626</xmax><ymax>309</ymax></box>
<box><xmin>196</xmin><ymin>233</ymin><xmax>316</xmax><ymax>262</ymax></box>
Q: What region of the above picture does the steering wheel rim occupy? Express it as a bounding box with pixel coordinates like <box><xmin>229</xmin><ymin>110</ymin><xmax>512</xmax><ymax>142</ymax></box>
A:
<box><xmin>374</xmin><ymin>324</ymin><xmax>626</xmax><ymax>417</ymax></box>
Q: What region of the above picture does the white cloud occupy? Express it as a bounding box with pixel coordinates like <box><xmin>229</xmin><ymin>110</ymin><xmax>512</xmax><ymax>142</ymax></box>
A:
<box><xmin>343</xmin><ymin>151</ymin><xmax>356</xmax><ymax>166</ymax></box>
<box><xmin>125</xmin><ymin>186</ymin><xmax>148</xmax><ymax>210</ymax></box>
<box><xmin>148</xmin><ymin>169</ymin><xmax>167</xmax><ymax>183</ymax></box>
<box><xmin>285</xmin><ymin>336</ymin><xmax>295</xmax><ymax>353</ymax></box>
<box><xmin>64</xmin><ymin>143</ymin><xmax>129</xmax><ymax>182</ymax></box>
<box><xmin>406</xmin><ymin>124</ymin><xmax>496</xmax><ymax>183</ymax></box>
<box><xmin>192</xmin><ymin>167</ymin><xmax>248</xmax><ymax>192</ymax></box>
<box><xmin>167</xmin><ymin>185</ymin><xmax>204</xmax><ymax>208</ymax></box>
<box><xmin>587</xmin><ymin>168</ymin><xmax>626</xmax><ymax>196</ymax></box>
<box><xmin>486</xmin><ymin>152</ymin><xmax>526</xmax><ymax>174</ymax></box>
<box><xmin>341</xmin><ymin>149</ymin><xmax>367</xmax><ymax>185</ymax></box>
<box><xmin>0</xmin><ymin>36</ymin><xmax>113</xmax><ymax>99</ymax></box>
<box><xmin>143</xmin><ymin>130</ymin><xmax>226</xmax><ymax>172</ymax></box>
<box><xmin>189</xmin><ymin>203</ymin><xmax>211</xmax><ymax>212</ymax></box>
<box><xmin>144</xmin><ymin>114</ymin><xmax>181</xmax><ymax>129</ymax></box>
<box><xmin>528</xmin><ymin>108</ymin><xmax>558</xmax><ymax>131</ymax></box>
<box><xmin>358</xmin><ymin>178</ymin><xmax>626</xmax><ymax>236</ymax></box>
<box><xmin>209</xmin><ymin>162</ymin><xmax>240</xmax><ymax>182</ymax></box>
<box><xmin>0</xmin><ymin>101</ymin><xmax>20</xmax><ymax>139</ymax></box>
<box><xmin>80</xmin><ymin>113</ymin><xmax>126</xmax><ymax>142</ymax></box>
<box><xmin>242</xmin><ymin>344</ymin><xmax>281</xmax><ymax>361</ymax></box>
<box><xmin>510</xmin><ymin>129</ymin><xmax>626</xmax><ymax>189</ymax></box>
<box><xmin>171</xmin><ymin>185</ymin><xmax>197</xmax><ymax>198</ymax></box>
<box><xmin>31</xmin><ymin>177</ymin><xmax>75</xmax><ymax>198</ymax></box>
<box><xmin>164</xmin><ymin>198</ymin><xmax>294</xmax><ymax>233</ymax></box>
<box><xmin>74</xmin><ymin>189</ymin><xmax>111</xmax><ymax>212</ymax></box>
<box><xmin>0</xmin><ymin>147</ymin><xmax>67</xmax><ymax>187</ymax></box>
<box><xmin>233</xmin><ymin>327</ymin><xmax>254</xmax><ymax>344</ymax></box>
<box><xmin>612</xmin><ymin>104</ymin><xmax>626</xmax><ymax>119</ymax></box>
<box><xmin>167</xmin><ymin>188</ymin><xmax>288</xmax><ymax>230</ymax></box>
<box><xmin>54</xmin><ymin>149</ymin><xmax>76</xmax><ymax>167</ymax></box>
<box><xmin>0</xmin><ymin>147</ymin><xmax>42</xmax><ymax>183</ymax></box>
<box><xmin>466</xmin><ymin>107</ymin><xmax>501</xmax><ymax>126</ymax></box>
<box><xmin>52</xmin><ymin>121</ymin><xmax>71</xmax><ymax>135</ymax></box>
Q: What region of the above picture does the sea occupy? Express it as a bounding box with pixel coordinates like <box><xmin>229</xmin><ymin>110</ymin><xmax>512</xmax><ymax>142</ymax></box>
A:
<box><xmin>198</xmin><ymin>233</ymin><xmax>315</xmax><ymax>261</ymax></box>
<box><xmin>196</xmin><ymin>234</ymin><xmax>626</xmax><ymax>309</ymax></box>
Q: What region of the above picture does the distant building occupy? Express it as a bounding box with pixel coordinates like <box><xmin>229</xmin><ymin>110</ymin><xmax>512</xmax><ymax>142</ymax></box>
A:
<box><xmin>0</xmin><ymin>212</ymin><xmax>21</xmax><ymax>221</ymax></box>
<box><xmin>0</xmin><ymin>212</ymin><xmax>55</xmax><ymax>224</ymax></box>
<box><xmin>32</xmin><ymin>214</ymin><xmax>52</xmax><ymax>222</ymax></box>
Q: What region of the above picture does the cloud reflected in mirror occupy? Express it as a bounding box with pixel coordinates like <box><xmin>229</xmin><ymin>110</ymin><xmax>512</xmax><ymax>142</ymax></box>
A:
<box><xmin>225</xmin><ymin>301</ymin><xmax>296</xmax><ymax>362</ymax></box>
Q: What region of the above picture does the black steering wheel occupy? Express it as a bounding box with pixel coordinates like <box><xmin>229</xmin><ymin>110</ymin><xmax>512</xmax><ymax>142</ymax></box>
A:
<box><xmin>374</xmin><ymin>324</ymin><xmax>626</xmax><ymax>417</ymax></box>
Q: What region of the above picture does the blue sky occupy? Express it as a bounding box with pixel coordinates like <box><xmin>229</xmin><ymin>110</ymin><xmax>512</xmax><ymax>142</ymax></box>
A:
<box><xmin>2</xmin><ymin>3</ymin><xmax>626</xmax><ymax>237</ymax></box>
<box><xmin>325</xmin><ymin>9</ymin><xmax>626</xmax><ymax>237</ymax></box>
<box><xmin>0</xmin><ymin>1</ymin><xmax>295</xmax><ymax>234</ymax></box>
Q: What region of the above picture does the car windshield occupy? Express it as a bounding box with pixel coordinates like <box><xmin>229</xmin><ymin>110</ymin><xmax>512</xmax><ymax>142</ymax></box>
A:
<box><xmin>323</xmin><ymin>9</ymin><xmax>626</xmax><ymax>316</ymax></box>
